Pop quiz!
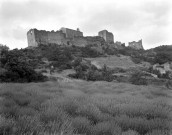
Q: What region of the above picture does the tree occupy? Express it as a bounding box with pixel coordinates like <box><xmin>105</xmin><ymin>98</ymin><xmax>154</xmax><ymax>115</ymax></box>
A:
<box><xmin>154</xmin><ymin>52</ymin><xmax>172</xmax><ymax>64</ymax></box>
<box><xmin>0</xmin><ymin>49</ymin><xmax>46</xmax><ymax>82</ymax></box>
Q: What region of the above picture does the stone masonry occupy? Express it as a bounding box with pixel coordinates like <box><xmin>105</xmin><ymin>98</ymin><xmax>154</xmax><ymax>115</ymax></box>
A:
<box><xmin>128</xmin><ymin>39</ymin><xmax>144</xmax><ymax>50</ymax></box>
<box><xmin>27</xmin><ymin>28</ymin><xmax>115</xmax><ymax>47</ymax></box>
<box><xmin>98</xmin><ymin>30</ymin><xmax>114</xmax><ymax>43</ymax></box>
<box><xmin>27</xmin><ymin>27</ymin><xmax>143</xmax><ymax>50</ymax></box>
<box><xmin>27</xmin><ymin>28</ymin><xmax>83</xmax><ymax>47</ymax></box>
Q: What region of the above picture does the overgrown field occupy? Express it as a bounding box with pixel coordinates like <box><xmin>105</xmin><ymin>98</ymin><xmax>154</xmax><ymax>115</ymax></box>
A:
<box><xmin>0</xmin><ymin>81</ymin><xmax>172</xmax><ymax>135</ymax></box>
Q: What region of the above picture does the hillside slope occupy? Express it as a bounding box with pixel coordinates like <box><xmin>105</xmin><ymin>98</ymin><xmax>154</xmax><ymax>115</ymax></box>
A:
<box><xmin>86</xmin><ymin>55</ymin><xmax>138</xmax><ymax>69</ymax></box>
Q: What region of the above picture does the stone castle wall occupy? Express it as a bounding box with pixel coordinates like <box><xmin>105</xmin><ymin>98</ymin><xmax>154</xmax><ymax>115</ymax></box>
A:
<box><xmin>27</xmin><ymin>28</ymin><xmax>85</xmax><ymax>47</ymax></box>
<box><xmin>128</xmin><ymin>39</ymin><xmax>144</xmax><ymax>50</ymax></box>
<box><xmin>72</xmin><ymin>37</ymin><xmax>88</xmax><ymax>47</ymax></box>
<box><xmin>47</xmin><ymin>31</ymin><xmax>65</xmax><ymax>45</ymax></box>
<box><xmin>60</xmin><ymin>27</ymin><xmax>83</xmax><ymax>39</ymax></box>
<box><xmin>27</xmin><ymin>29</ymin><xmax>38</xmax><ymax>47</ymax></box>
<box><xmin>27</xmin><ymin>29</ymin><xmax>66</xmax><ymax>47</ymax></box>
<box><xmin>27</xmin><ymin>28</ymin><xmax>107</xmax><ymax>47</ymax></box>
<box><xmin>27</xmin><ymin>28</ymin><xmax>136</xmax><ymax>50</ymax></box>
<box><xmin>98</xmin><ymin>30</ymin><xmax>114</xmax><ymax>43</ymax></box>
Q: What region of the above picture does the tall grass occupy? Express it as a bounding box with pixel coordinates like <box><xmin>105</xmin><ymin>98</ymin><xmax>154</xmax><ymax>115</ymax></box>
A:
<box><xmin>0</xmin><ymin>82</ymin><xmax>171</xmax><ymax>135</ymax></box>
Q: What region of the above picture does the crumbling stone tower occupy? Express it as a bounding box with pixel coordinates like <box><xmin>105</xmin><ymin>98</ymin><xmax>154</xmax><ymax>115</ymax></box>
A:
<box><xmin>128</xmin><ymin>39</ymin><xmax>144</xmax><ymax>50</ymax></box>
<box><xmin>60</xmin><ymin>27</ymin><xmax>83</xmax><ymax>38</ymax></box>
<box><xmin>98</xmin><ymin>30</ymin><xmax>114</xmax><ymax>43</ymax></box>
<box><xmin>27</xmin><ymin>29</ymin><xmax>66</xmax><ymax>47</ymax></box>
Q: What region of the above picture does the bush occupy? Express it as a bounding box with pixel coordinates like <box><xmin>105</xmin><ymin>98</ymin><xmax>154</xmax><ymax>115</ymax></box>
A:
<box><xmin>130</xmin><ymin>72</ymin><xmax>148</xmax><ymax>85</ymax></box>
<box><xmin>131</xmin><ymin>57</ymin><xmax>142</xmax><ymax>64</ymax></box>
<box><xmin>14</xmin><ymin>116</ymin><xmax>42</xmax><ymax>135</ymax></box>
<box><xmin>145</xmin><ymin>129</ymin><xmax>170</xmax><ymax>135</ymax></box>
<box><xmin>72</xmin><ymin>117</ymin><xmax>92</xmax><ymax>134</ymax></box>
<box><xmin>154</xmin><ymin>52</ymin><xmax>172</xmax><ymax>64</ymax></box>
<box><xmin>0</xmin><ymin>49</ymin><xmax>46</xmax><ymax>82</ymax></box>
<box><xmin>0</xmin><ymin>116</ymin><xmax>15</xmax><ymax>135</ymax></box>
<box><xmin>76</xmin><ymin>103</ymin><xmax>101</xmax><ymax>124</ymax></box>
<box><xmin>42</xmin><ymin>120</ymin><xmax>73</xmax><ymax>135</ymax></box>
<box><xmin>122</xmin><ymin>130</ymin><xmax>139</xmax><ymax>135</ymax></box>
<box><xmin>70</xmin><ymin>59</ymin><xmax>115</xmax><ymax>82</ymax></box>
<box><xmin>114</xmin><ymin>115</ymin><xmax>171</xmax><ymax>135</ymax></box>
<box><xmin>91</xmin><ymin>121</ymin><xmax>121</xmax><ymax>135</ymax></box>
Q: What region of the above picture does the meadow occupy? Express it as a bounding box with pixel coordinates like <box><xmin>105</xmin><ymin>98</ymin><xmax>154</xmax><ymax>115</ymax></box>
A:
<box><xmin>0</xmin><ymin>80</ymin><xmax>172</xmax><ymax>135</ymax></box>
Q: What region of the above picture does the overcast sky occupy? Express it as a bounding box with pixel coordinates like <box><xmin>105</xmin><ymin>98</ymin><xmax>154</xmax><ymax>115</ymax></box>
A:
<box><xmin>0</xmin><ymin>0</ymin><xmax>172</xmax><ymax>49</ymax></box>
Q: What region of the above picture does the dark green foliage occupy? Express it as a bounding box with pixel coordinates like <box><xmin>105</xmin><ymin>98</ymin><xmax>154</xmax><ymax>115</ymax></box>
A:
<box><xmin>72</xmin><ymin>117</ymin><xmax>92</xmax><ymax>134</ymax></box>
<box><xmin>154</xmin><ymin>52</ymin><xmax>172</xmax><ymax>64</ymax></box>
<box><xmin>130</xmin><ymin>72</ymin><xmax>148</xmax><ymax>85</ymax></box>
<box><xmin>0</xmin><ymin>49</ymin><xmax>46</xmax><ymax>82</ymax></box>
<box><xmin>0</xmin><ymin>83</ymin><xmax>171</xmax><ymax>135</ymax></box>
<box><xmin>118</xmin><ymin>45</ymin><xmax>172</xmax><ymax>65</ymax></box>
<box><xmin>92</xmin><ymin>121</ymin><xmax>122</xmax><ymax>135</ymax></box>
<box><xmin>69</xmin><ymin>58</ymin><xmax>115</xmax><ymax>82</ymax></box>
<box><xmin>148</xmin><ymin>45</ymin><xmax>172</xmax><ymax>64</ymax></box>
<box><xmin>131</xmin><ymin>57</ymin><xmax>142</xmax><ymax>64</ymax></box>
<box><xmin>80</xmin><ymin>45</ymin><xmax>102</xmax><ymax>58</ymax></box>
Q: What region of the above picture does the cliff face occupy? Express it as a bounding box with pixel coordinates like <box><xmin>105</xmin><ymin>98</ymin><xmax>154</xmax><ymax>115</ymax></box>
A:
<box><xmin>128</xmin><ymin>40</ymin><xmax>144</xmax><ymax>50</ymax></box>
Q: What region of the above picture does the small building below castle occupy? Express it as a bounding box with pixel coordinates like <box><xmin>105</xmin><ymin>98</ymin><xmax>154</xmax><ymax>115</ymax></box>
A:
<box><xmin>128</xmin><ymin>39</ymin><xmax>144</xmax><ymax>50</ymax></box>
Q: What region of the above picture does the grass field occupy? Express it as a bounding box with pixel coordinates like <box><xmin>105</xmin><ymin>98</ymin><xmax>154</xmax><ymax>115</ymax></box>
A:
<box><xmin>86</xmin><ymin>55</ymin><xmax>137</xmax><ymax>69</ymax></box>
<box><xmin>0</xmin><ymin>80</ymin><xmax>172</xmax><ymax>135</ymax></box>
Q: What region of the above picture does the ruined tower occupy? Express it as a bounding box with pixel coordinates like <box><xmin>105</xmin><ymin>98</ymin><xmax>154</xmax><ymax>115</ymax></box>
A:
<box><xmin>98</xmin><ymin>30</ymin><xmax>114</xmax><ymax>43</ymax></box>
<box><xmin>60</xmin><ymin>27</ymin><xmax>83</xmax><ymax>39</ymax></box>
<box><xmin>128</xmin><ymin>39</ymin><xmax>144</xmax><ymax>50</ymax></box>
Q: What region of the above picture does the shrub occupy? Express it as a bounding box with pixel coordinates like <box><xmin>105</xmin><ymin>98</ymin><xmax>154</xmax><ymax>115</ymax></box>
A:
<box><xmin>145</xmin><ymin>129</ymin><xmax>170</xmax><ymax>135</ymax></box>
<box><xmin>70</xmin><ymin>59</ymin><xmax>115</xmax><ymax>82</ymax></box>
<box><xmin>114</xmin><ymin>115</ymin><xmax>171</xmax><ymax>135</ymax></box>
<box><xmin>43</xmin><ymin>119</ymin><xmax>73</xmax><ymax>135</ymax></box>
<box><xmin>55</xmin><ymin>98</ymin><xmax>80</xmax><ymax>116</ymax></box>
<box><xmin>0</xmin><ymin>116</ymin><xmax>15</xmax><ymax>135</ymax></box>
<box><xmin>91</xmin><ymin>121</ymin><xmax>121</xmax><ymax>135</ymax></box>
<box><xmin>14</xmin><ymin>115</ymin><xmax>42</xmax><ymax>135</ymax></box>
<box><xmin>40</xmin><ymin>107</ymin><xmax>70</xmax><ymax>124</ymax></box>
<box><xmin>130</xmin><ymin>72</ymin><xmax>148</xmax><ymax>85</ymax></box>
<box><xmin>154</xmin><ymin>52</ymin><xmax>172</xmax><ymax>64</ymax></box>
<box><xmin>72</xmin><ymin>117</ymin><xmax>92</xmax><ymax>135</ymax></box>
<box><xmin>76</xmin><ymin>103</ymin><xmax>101</xmax><ymax>124</ymax></box>
<box><xmin>122</xmin><ymin>129</ymin><xmax>140</xmax><ymax>135</ymax></box>
<box><xmin>0</xmin><ymin>49</ymin><xmax>46</xmax><ymax>82</ymax></box>
<box><xmin>131</xmin><ymin>57</ymin><xmax>142</xmax><ymax>64</ymax></box>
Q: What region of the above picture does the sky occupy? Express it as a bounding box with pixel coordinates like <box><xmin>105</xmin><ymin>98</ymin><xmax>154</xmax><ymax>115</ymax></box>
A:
<box><xmin>0</xmin><ymin>0</ymin><xmax>172</xmax><ymax>49</ymax></box>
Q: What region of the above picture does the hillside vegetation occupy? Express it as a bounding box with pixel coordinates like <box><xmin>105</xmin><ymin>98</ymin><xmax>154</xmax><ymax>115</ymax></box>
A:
<box><xmin>0</xmin><ymin>43</ymin><xmax>172</xmax><ymax>135</ymax></box>
<box><xmin>0</xmin><ymin>81</ymin><xmax>172</xmax><ymax>135</ymax></box>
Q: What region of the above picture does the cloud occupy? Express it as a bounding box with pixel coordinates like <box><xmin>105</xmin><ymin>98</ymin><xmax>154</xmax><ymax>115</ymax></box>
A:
<box><xmin>0</xmin><ymin>0</ymin><xmax>171</xmax><ymax>49</ymax></box>
<box><xmin>80</xmin><ymin>5</ymin><xmax>139</xmax><ymax>34</ymax></box>
<box><xmin>0</xmin><ymin>0</ymin><xmax>66</xmax><ymax>25</ymax></box>
<box><xmin>0</xmin><ymin>0</ymin><xmax>68</xmax><ymax>47</ymax></box>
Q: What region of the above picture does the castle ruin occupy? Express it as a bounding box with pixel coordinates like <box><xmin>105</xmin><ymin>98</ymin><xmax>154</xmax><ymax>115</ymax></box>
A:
<box><xmin>128</xmin><ymin>39</ymin><xmax>144</xmax><ymax>50</ymax></box>
<box><xmin>27</xmin><ymin>27</ymin><xmax>144</xmax><ymax>50</ymax></box>
<box><xmin>27</xmin><ymin>28</ymin><xmax>114</xmax><ymax>47</ymax></box>
<box><xmin>98</xmin><ymin>30</ymin><xmax>114</xmax><ymax>43</ymax></box>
